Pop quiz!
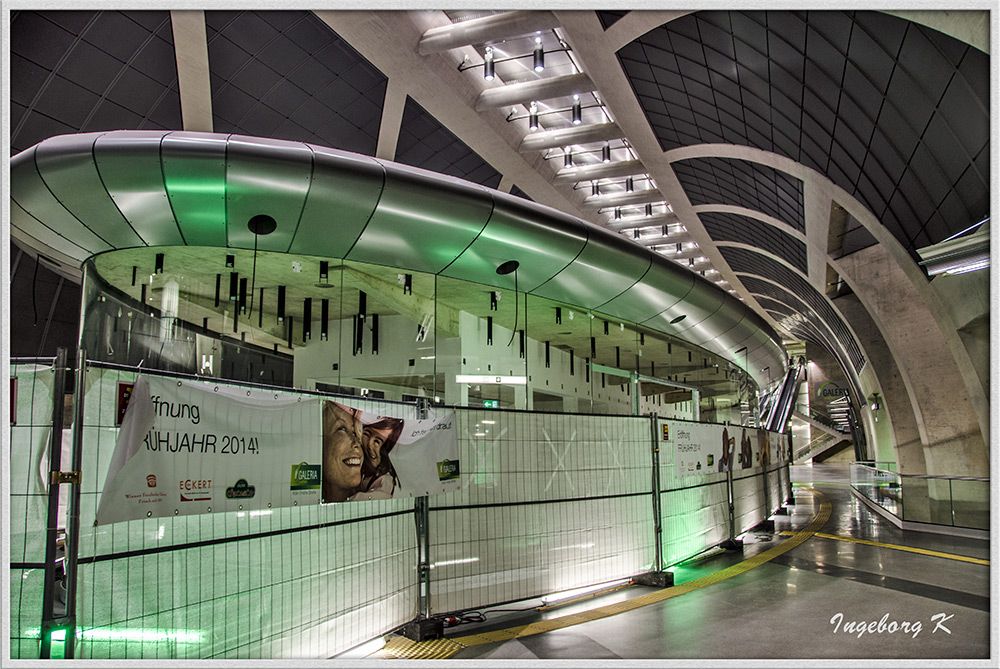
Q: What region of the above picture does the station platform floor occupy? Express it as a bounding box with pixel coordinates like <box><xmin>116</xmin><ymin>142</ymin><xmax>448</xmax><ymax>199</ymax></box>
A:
<box><xmin>367</xmin><ymin>463</ymin><xmax>993</xmax><ymax>664</ymax></box>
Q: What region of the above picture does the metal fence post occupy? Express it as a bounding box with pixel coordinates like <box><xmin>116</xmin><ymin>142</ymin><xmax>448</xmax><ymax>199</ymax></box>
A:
<box><xmin>402</xmin><ymin>396</ymin><xmax>441</xmax><ymax>640</ymax></box>
<box><xmin>649</xmin><ymin>414</ymin><xmax>663</xmax><ymax>573</ymax></box>
<box><xmin>632</xmin><ymin>414</ymin><xmax>672</xmax><ymax>588</ymax></box>
<box><xmin>786</xmin><ymin>432</ymin><xmax>794</xmax><ymax>504</ymax></box>
<box><xmin>62</xmin><ymin>349</ymin><xmax>88</xmax><ymax>658</ymax></box>
<box><xmin>39</xmin><ymin>348</ymin><xmax>68</xmax><ymax>659</ymax></box>
<box><xmin>721</xmin><ymin>463</ymin><xmax>741</xmax><ymax>550</ymax></box>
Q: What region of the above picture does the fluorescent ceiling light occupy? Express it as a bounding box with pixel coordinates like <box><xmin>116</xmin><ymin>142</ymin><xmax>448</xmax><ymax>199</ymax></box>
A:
<box><xmin>916</xmin><ymin>220</ymin><xmax>989</xmax><ymax>276</ymax></box>
<box><xmin>456</xmin><ymin>375</ymin><xmax>527</xmax><ymax>385</ymax></box>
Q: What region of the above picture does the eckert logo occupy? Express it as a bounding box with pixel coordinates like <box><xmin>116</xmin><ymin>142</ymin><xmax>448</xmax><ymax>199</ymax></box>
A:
<box><xmin>817</xmin><ymin>382</ymin><xmax>850</xmax><ymax>399</ymax></box>
<box><xmin>290</xmin><ymin>463</ymin><xmax>321</xmax><ymax>490</ymax></box>
<box><xmin>436</xmin><ymin>459</ymin><xmax>460</xmax><ymax>481</ymax></box>
<box><xmin>146</xmin><ymin>474</ymin><xmax>157</xmax><ymax>488</ymax></box>
<box><xmin>179</xmin><ymin>479</ymin><xmax>211</xmax><ymax>502</ymax></box>
<box><xmin>225</xmin><ymin>479</ymin><xmax>256</xmax><ymax>499</ymax></box>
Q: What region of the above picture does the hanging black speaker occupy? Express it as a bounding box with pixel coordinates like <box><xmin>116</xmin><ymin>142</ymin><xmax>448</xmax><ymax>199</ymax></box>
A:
<box><xmin>303</xmin><ymin>298</ymin><xmax>312</xmax><ymax>341</ymax></box>
<box><xmin>321</xmin><ymin>299</ymin><xmax>329</xmax><ymax>341</ymax></box>
<box><xmin>277</xmin><ymin>286</ymin><xmax>286</xmax><ymax>323</ymax></box>
<box><xmin>371</xmin><ymin>313</ymin><xmax>379</xmax><ymax>354</ymax></box>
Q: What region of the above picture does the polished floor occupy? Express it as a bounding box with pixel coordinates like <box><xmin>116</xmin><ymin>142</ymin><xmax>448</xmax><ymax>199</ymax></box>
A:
<box><xmin>402</xmin><ymin>464</ymin><xmax>992</xmax><ymax>662</ymax></box>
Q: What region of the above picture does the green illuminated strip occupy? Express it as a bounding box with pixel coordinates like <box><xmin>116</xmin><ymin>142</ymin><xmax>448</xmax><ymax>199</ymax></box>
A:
<box><xmin>26</xmin><ymin>627</ymin><xmax>204</xmax><ymax>644</ymax></box>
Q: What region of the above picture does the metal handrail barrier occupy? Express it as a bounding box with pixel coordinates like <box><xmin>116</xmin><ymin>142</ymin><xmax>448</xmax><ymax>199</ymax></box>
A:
<box><xmin>850</xmin><ymin>462</ymin><xmax>988</xmax><ymax>531</ymax></box>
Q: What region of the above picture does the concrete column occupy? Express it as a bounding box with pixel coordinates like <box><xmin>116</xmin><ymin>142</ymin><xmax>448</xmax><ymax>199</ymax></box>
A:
<box><xmin>514</xmin><ymin>384</ymin><xmax>531</xmax><ymax>411</ymax></box>
<box><xmin>170</xmin><ymin>11</ymin><xmax>213</xmax><ymax>132</ymax></box>
<box><xmin>833</xmin><ymin>245</ymin><xmax>987</xmax><ymax>476</ymax></box>
<box><xmin>375</xmin><ymin>79</ymin><xmax>409</xmax><ymax>161</ymax></box>
<box><xmin>833</xmin><ymin>293</ymin><xmax>926</xmax><ymax>474</ymax></box>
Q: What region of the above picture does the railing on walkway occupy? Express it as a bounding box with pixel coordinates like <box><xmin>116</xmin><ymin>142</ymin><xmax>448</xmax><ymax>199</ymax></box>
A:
<box><xmin>850</xmin><ymin>462</ymin><xmax>988</xmax><ymax>531</ymax></box>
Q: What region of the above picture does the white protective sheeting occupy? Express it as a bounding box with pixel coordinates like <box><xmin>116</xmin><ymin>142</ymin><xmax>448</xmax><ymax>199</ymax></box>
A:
<box><xmin>70</xmin><ymin>366</ymin><xmax>418</xmax><ymax>660</ymax></box>
<box><xmin>429</xmin><ymin>409</ymin><xmax>654</xmax><ymax>614</ymax></box>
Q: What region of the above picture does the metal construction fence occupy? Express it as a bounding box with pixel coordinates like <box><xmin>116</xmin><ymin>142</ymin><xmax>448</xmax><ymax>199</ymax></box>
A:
<box><xmin>9</xmin><ymin>355</ymin><xmax>791</xmax><ymax>660</ymax></box>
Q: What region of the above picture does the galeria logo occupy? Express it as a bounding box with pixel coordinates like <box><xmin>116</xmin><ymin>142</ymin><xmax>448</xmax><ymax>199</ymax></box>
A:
<box><xmin>225</xmin><ymin>479</ymin><xmax>256</xmax><ymax>499</ymax></box>
<box><xmin>817</xmin><ymin>382</ymin><xmax>850</xmax><ymax>399</ymax></box>
<box><xmin>290</xmin><ymin>463</ymin><xmax>321</xmax><ymax>490</ymax></box>
<box><xmin>436</xmin><ymin>459</ymin><xmax>460</xmax><ymax>481</ymax></box>
<box><xmin>146</xmin><ymin>474</ymin><xmax>157</xmax><ymax>488</ymax></box>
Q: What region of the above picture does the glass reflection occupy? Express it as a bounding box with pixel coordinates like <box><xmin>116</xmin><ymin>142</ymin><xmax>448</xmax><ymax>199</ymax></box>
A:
<box><xmin>81</xmin><ymin>247</ymin><xmax>757</xmax><ymax>416</ymax></box>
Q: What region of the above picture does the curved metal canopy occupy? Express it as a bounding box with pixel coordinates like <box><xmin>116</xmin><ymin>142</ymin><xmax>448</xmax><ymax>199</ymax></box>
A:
<box><xmin>10</xmin><ymin>130</ymin><xmax>786</xmax><ymax>385</ymax></box>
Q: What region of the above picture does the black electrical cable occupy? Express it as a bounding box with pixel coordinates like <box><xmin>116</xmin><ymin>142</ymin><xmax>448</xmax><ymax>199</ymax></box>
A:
<box><xmin>506</xmin><ymin>268</ymin><xmax>518</xmax><ymax>347</ymax></box>
<box><xmin>440</xmin><ymin>611</ymin><xmax>487</xmax><ymax>628</ymax></box>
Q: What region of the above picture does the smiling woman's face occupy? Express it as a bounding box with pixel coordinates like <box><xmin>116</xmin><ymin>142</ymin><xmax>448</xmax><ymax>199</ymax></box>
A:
<box><xmin>322</xmin><ymin>403</ymin><xmax>363</xmax><ymax>502</ymax></box>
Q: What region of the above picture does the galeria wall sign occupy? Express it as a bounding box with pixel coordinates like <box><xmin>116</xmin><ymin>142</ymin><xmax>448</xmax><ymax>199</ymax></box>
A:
<box><xmin>816</xmin><ymin>382</ymin><xmax>850</xmax><ymax>399</ymax></box>
<box><xmin>96</xmin><ymin>375</ymin><xmax>460</xmax><ymax>525</ymax></box>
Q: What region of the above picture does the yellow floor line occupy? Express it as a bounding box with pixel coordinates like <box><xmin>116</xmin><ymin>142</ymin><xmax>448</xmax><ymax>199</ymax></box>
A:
<box><xmin>778</xmin><ymin>530</ymin><xmax>989</xmax><ymax>565</ymax></box>
<box><xmin>383</xmin><ymin>486</ymin><xmax>830</xmax><ymax>659</ymax></box>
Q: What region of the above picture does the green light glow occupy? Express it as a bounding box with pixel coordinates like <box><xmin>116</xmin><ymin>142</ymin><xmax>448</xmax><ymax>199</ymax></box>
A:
<box><xmin>164</xmin><ymin>181</ymin><xmax>227</xmax><ymax>195</ymax></box>
<box><xmin>27</xmin><ymin>627</ymin><xmax>204</xmax><ymax>644</ymax></box>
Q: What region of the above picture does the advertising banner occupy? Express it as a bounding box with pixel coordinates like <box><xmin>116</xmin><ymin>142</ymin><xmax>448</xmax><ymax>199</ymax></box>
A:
<box><xmin>671</xmin><ymin>422</ymin><xmax>783</xmax><ymax>477</ymax></box>
<box><xmin>96</xmin><ymin>375</ymin><xmax>460</xmax><ymax>525</ymax></box>
<box><xmin>670</xmin><ymin>422</ymin><xmax>727</xmax><ymax>477</ymax></box>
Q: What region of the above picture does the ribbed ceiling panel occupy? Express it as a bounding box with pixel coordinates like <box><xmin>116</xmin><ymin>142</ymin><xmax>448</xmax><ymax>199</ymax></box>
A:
<box><xmin>673</xmin><ymin>157</ymin><xmax>805</xmax><ymax>231</ymax></box>
<box><xmin>395</xmin><ymin>96</ymin><xmax>502</xmax><ymax>189</ymax></box>
<box><xmin>723</xmin><ymin>247</ymin><xmax>865</xmax><ymax>373</ymax></box>
<box><xmin>206</xmin><ymin>10</ymin><xmax>387</xmax><ymax>155</ymax></box>
<box><xmin>700</xmin><ymin>211</ymin><xmax>807</xmax><ymax>273</ymax></box>
<box><xmin>619</xmin><ymin>10</ymin><xmax>989</xmax><ymax>255</ymax></box>
<box><xmin>10</xmin><ymin>10</ymin><xmax>180</xmax><ymax>154</ymax></box>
